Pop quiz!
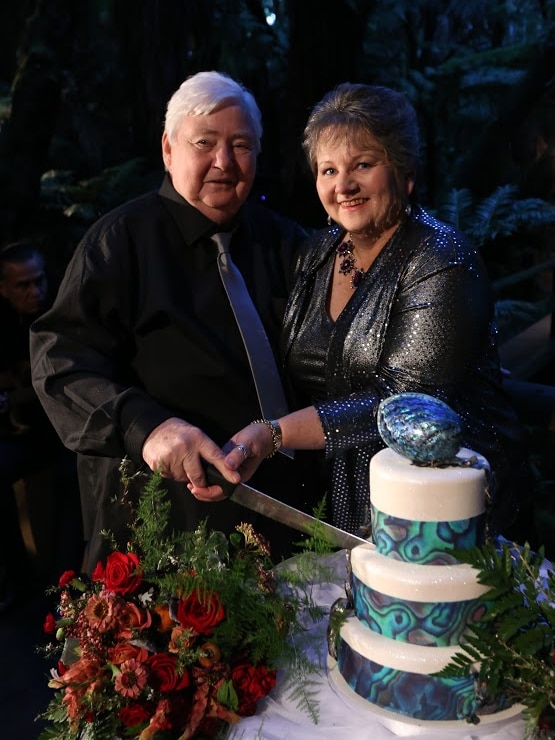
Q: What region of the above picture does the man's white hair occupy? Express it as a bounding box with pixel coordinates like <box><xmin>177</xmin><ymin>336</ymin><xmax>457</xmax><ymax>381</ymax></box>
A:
<box><xmin>164</xmin><ymin>70</ymin><xmax>262</xmax><ymax>152</ymax></box>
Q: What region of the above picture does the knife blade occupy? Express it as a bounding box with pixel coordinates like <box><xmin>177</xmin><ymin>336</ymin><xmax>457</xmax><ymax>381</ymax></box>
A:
<box><xmin>205</xmin><ymin>465</ymin><xmax>371</xmax><ymax>550</ymax></box>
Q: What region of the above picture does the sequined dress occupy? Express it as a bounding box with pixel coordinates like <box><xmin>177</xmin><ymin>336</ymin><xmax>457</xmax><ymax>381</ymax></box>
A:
<box><xmin>282</xmin><ymin>206</ymin><xmax>526</xmax><ymax>535</ymax></box>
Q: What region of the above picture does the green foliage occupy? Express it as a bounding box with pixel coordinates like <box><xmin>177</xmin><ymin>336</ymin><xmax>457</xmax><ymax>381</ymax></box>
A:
<box><xmin>39</xmin><ymin>470</ymin><xmax>327</xmax><ymax>738</ymax></box>
<box><xmin>40</xmin><ymin>158</ymin><xmax>161</xmax><ymax>227</ymax></box>
<box><xmin>127</xmin><ymin>473</ymin><xmax>324</xmax><ymax>671</ymax></box>
<box><xmin>436</xmin><ymin>539</ymin><xmax>555</xmax><ymax>738</ymax></box>
<box><xmin>435</xmin><ymin>185</ymin><xmax>555</xmax><ymax>248</ymax></box>
<box><xmin>292</xmin><ymin>496</ymin><xmax>339</xmax><ymax>556</ymax></box>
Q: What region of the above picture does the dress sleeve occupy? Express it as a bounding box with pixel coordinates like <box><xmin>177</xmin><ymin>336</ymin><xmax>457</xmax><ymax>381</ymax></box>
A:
<box><xmin>30</xmin><ymin>224</ymin><xmax>172</xmax><ymax>463</ymax></box>
<box><xmin>316</xmin><ymin>232</ymin><xmax>495</xmax><ymax>457</ymax></box>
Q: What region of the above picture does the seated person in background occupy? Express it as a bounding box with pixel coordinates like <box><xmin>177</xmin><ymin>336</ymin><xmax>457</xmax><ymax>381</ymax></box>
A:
<box><xmin>0</xmin><ymin>242</ymin><xmax>83</xmax><ymax>611</ymax></box>
<box><xmin>216</xmin><ymin>83</ymin><xmax>536</xmax><ymax>548</ymax></box>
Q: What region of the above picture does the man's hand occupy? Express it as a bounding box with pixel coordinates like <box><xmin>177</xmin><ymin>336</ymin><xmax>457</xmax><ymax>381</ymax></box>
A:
<box><xmin>141</xmin><ymin>417</ymin><xmax>240</xmax><ymax>500</ymax></box>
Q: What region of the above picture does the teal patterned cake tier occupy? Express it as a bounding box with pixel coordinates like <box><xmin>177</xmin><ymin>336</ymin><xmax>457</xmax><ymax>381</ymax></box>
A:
<box><xmin>351</xmin><ymin>572</ymin><xmax>489</xmax><ymax>646</ymax></box>
<box><xmin>336</xmin><ymin>622</ymin><xmax>511</xmax><ymax>722</ymax></box>
<box><xmin>371</xmin><ymin>505</ymin><xmax>486</xmax><ymax>564</ymax></box>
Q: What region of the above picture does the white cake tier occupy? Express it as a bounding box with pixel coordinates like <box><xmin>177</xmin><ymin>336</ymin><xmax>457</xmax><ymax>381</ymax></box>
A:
<box><xmin>340</xmin><ymin>615</ymin><xmax>472</xmax><ymax>674</ymax></box>
<box><xmin>350</xmin><ymin>543</ymin><xmax>489</xmax><ymax>602</ymax></box>
<box><xmin>370</xmin><ymin>447</ymin><xmax>489</xmax><ymax>521</ymax></box>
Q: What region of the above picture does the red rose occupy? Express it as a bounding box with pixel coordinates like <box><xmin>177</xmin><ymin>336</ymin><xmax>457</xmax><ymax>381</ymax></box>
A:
<box><xmin>176</xmin><ymin>590</ymin><xmax>224</xmax><ymax>635</ymax></box>
<box><xmin>103</xmin><ymin>552</ymin><xmax>143</xmax><ymax>595</ymax></box>
<box><xmin>91</xmin><ymin>561</ymin><xmax>105</xmax><ymax>583</ymax></box>
<box><xmin>118</xmin><ymin>702</ymin><xmax>152</xmax><ymax>728</ymax></box>
<box><xmin>43</xmin><ymin>613</ymin><xmax>57</xmax><ymax>634</ymax></box>
<box><xmin>58</xmin><ymin>570</ymin><xmax>76</xmax><ymax>587</ymax></box>
<box><xmin>231</xmin><ymin>664</ymin><xmax>277</xmax><ymax>716</ymax></box>
<box><xmin>147</xmin><ymin>653</ymin><xmax>190</xmax><ymax>692</ymax></box>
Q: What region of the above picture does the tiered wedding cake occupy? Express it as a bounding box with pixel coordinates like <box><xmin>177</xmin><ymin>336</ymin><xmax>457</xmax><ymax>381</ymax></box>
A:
<box><xmin>328</xmin><ymin>393</ymin><xmax>514</xmax><ymax>724</ymax></box>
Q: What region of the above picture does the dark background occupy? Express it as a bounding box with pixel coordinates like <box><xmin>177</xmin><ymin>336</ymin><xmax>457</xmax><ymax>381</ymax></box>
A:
<box><xmin>1</xmin><ymin>0</ymin><xmax>555</xmax><ymax>284</ymax></box>
<box><xmin>0</xmin><ymin>3</ymin><xmax>554</xmax><ymax>737</ymax></box>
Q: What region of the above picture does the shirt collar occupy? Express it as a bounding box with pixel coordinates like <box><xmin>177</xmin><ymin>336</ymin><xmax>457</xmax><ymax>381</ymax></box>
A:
<box><xmin>159</xmin><ymin>174</ymin><xmax>240</xmax><ymax>245</ymax></box>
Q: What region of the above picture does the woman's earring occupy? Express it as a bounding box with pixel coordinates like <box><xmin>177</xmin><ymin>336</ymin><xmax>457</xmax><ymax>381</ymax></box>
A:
<box><xmin>327</xmin><ymin>215</ymin><xmax>332</xmax><ymax>226</ymax></box>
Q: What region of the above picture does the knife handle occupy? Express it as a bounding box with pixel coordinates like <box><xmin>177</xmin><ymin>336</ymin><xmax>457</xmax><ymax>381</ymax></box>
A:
<box><xmin>202</xmin><ymin>463</ymin><xmax>237</xmax><ymax>498</ymax></box>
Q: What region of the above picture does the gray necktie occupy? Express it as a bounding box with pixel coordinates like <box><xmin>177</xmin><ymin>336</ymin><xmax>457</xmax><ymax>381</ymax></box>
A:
<box><xmin>212</xmin><ymin>231</ymin><xmax>291</xmax><ymax>426</ymax></box>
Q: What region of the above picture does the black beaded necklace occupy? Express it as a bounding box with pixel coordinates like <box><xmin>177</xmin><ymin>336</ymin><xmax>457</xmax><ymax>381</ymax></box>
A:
<box><xmin>335</xmin><ymin>206</ymin><xmax>412</xmax><ymax>289</ymax></box>
<box><xmin>336</xmin><ymin>238</ymin><xmax>365</xmax><ymax>289</ymax></box>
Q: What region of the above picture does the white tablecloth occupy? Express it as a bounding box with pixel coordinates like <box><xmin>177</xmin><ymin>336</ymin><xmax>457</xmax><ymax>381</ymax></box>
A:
<box><xmin>230</xmin><ymin>552</ymin><xmax>525</xmax><ymax>740</ymax></box>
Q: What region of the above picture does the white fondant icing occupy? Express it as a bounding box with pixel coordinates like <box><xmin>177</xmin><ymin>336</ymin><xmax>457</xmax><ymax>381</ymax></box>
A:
<box><xmin>334</xmin><ymin>444</ymin><xmax>500</xmax><ymax>723</ymax></box>
<box><xmin>350</xmin><ymin>543</ymin><xmax>489</xmax><ymax>602</ymax></box>
<box><xmin>370</xmin><ymin>447</ymin><xmax>488</xmax><ymax>521</ymax></box>
<box><xmin>340</xmin><ymin>616</ymin><xmax>469</xmax><ymax>674</ymax></box>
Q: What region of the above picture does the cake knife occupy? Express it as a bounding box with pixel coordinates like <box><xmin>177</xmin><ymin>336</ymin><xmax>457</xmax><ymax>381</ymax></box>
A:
<box><xmin>204</xmin><ymin>464</ymin><xmax>370</xmax><ymax>550</ymax></box>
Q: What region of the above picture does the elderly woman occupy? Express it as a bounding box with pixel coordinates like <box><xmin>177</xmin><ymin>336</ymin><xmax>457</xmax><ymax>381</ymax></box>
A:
<box><xmin>206</xmin><ymin>83</ymin><xmax>530</xmax><ymax>541</ymax></box>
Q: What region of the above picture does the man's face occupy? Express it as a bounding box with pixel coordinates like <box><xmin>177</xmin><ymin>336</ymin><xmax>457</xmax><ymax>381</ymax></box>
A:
<box><xmin>0</xmin><ymin>256</ymin><xmax>48</xmax><ymax>315</ymax></box>
<box><xmin>161</xmin><ymin>104</ymin><xmax>258</xmax><ymax>224</ymax></box>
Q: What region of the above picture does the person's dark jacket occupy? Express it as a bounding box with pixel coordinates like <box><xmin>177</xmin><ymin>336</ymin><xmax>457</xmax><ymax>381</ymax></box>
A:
<box><xmin>283</xmin><ymin>205</ymin><xmax>527</xmax><ymax>535</ymax></box>
<box><xmin>30</xmin><ymin>176</ymin><xmax>312</xmax><ymax>570</ymax></box>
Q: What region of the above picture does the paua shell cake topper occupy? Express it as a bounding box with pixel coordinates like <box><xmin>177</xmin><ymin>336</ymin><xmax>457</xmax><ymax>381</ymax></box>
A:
<box><xmin>377</xmin><ymin>392</ymin><xmax>463</xmax><ymax>464</ymax></box>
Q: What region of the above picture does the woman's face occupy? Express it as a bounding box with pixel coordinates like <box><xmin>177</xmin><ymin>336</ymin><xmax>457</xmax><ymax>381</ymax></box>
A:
<box><xmin>315</xmin><ymin>129</ymin><xmax>414</xmax><ymax>239</ymax></box>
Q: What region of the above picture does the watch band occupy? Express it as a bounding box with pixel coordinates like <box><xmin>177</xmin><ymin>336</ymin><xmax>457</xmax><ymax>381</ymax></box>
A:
<box><xmin>251</xmin><ymin>418</ymin><xmax>283</xmax><ymax>458</ymax></box>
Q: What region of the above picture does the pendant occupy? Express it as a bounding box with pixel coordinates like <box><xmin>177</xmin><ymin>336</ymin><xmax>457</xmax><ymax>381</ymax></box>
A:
<box><xmin>336</xmin><ymin>239</ymin><xmax>365</xmax><ymax>289</ymax></box>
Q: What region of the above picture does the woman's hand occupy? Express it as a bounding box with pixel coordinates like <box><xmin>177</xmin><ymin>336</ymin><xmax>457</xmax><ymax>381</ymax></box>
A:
<box><xmin>222</xmin><ymin>421</ymin><xmax>276</xmax><ymax>480</ymax></box>
<box><xmin>142</xmin><ymin>417</ymin><xmax>240</xmax><ymax>501</ymax></box>
<box><xmin>217</xmin><ymin>408</ymin><xmax>326</xmax><ymax>486</ymax></box>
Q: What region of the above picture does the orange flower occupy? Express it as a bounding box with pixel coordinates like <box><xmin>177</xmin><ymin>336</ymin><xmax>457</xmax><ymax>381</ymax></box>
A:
<box><xmin>153</xmin><ymin>603</ymin><xmax>174</xmax><ymax>632</ymax></box>
<box><xmin>168</xmin><ymin>625</ymin><xmax>195</xmax><ymax>654</ymax></box>
<box><xmin>84</xmin><ymin>591</ymin><xmax>123</xmax><ymax>633</ymax></box>
<box><xmin>198</xmin><ymin>642</ymin><xmax>221</xmax><ymax>668</ymax></box>
<box><xmin>114</xmin><ymin>658</ymin><xmax>148</xmax><ymax>698</ymax></box>
<box><xmin>115</xmin><ymin>601</ymin><xmax>152</xmax><ymax>639</ymax></box>
<box><xmin>109</xmin><ymin>641</ymin><xmax>149</xmax><ymax>666</ymax></box>
<box><xmin>138</xmin><ymin>698</ymin><xmax>172</xmax><ymax>739</ymax></box>
<box><xmin>51</xmin><ymin>656</ymin><xmax>102</xmax><ymax>690</ymax></box>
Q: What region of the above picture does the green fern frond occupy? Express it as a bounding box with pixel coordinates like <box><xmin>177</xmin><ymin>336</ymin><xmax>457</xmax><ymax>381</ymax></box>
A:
<box><xmin>467</xmin><ymin>184</ymin><xmax>519</xmax><ymax>243</ymax></box>
<box><xmin>435</xmin><ymin>187</ymin><xmax>474</xmax><ymax>230</ymax></box>
<box><xmin>436</xmin><ymin>185</ymin><xmax>555</xmax><ymax>249</ymax></box>
<box><xmin>439</xmin><ymin>538</ymin><xmax>555</xmax><ymax>734</ymax></box>
<box><xmin>282</xmin><ymin>649</ymin><xmax>321</xmax><ymax>724</ymax></box>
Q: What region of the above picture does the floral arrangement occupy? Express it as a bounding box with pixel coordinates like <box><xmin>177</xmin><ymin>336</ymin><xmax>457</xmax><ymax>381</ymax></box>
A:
<box><xmin>437</xmin><ymin>539</ymin><xmax>555</xmax><ymax>739</ymax></box>
<box><xmin>39</xmin><ymin>470</ymin><xmax>324</xmax><ymax>739</ymax></box>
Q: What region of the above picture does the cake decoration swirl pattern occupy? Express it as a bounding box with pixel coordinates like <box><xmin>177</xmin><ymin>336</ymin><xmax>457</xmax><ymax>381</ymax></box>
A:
<box><xmin>328</xmin><ymin>392</ymin><xmax>514</xmax><ymax>725</ymax></box>
<box><xmin>371</xmin><ymin>507</ymin><xmax>485</xmax><ymax>564</ymax></box>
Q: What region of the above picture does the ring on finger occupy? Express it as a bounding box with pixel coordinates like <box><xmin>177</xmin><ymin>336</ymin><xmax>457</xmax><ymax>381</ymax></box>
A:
<box><xmin>233</xmin><ymin>443</ymin><xmax>250</xmax><ymax>461</ymax></box>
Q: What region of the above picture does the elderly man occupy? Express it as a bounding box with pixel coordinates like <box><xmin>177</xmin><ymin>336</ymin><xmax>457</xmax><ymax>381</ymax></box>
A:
<box><xmin>30</xmin><ymin>71</ymin><xmax>316</xmax><ymax>572</ymax></box>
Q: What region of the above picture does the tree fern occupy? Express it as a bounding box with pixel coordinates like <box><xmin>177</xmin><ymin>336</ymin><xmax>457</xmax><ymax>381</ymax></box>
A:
<box><xmin>437</xmin><ymin>538</ymin><xmax>555</xmax><ymax>737</ymax></box>
<box><xmin>435</xmin><ymin>185</ymin><xmax>555</xmax><ymax>247</ymax></box>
